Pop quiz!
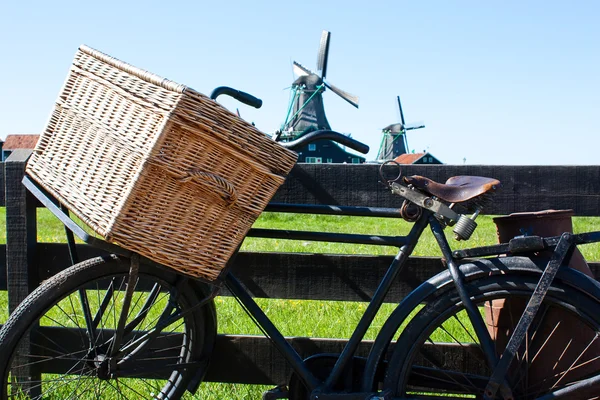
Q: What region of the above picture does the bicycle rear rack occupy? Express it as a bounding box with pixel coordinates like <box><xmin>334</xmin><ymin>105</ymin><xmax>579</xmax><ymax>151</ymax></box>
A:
<box><xmin>453</xmin><ymin>231</ymin><xmax>600</xmax><ymax>259</ymax></box>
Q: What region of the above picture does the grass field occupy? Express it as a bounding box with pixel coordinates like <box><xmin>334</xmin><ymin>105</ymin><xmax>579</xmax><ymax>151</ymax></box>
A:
<box><xmin>1</xmin><ymin>208</ymin><xmax>600</xmax><ymax>398</ymax></box>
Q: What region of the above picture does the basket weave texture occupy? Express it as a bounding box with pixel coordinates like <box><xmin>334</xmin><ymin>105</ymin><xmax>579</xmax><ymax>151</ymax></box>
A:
<box><xmin>26</xmin><ymin>45</ymin><xmax>298</xmax><ymax>282</ymax></box>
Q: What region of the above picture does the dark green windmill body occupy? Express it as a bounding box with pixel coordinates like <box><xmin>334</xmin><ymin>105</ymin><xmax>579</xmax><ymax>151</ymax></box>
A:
<box><xmin>376</xmin><ymin>96</ymin><xmax>427</xmax><ymax>162</ymax></box>
<box><xmin>278</xmin><ymin>31</ymin><xmax>365</xmax><ymax>164</ymax></box>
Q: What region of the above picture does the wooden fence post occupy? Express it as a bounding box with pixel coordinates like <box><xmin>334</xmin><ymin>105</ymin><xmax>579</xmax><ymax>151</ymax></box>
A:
<box><xmin>4</xmin><ymin>149</ymin><xmax>39</xmax><ymax>395</ymax></box>
<box><xmin>5</xmin><ymin>149</ymin><xmax>37</xmax><ymax>312</ymax></box>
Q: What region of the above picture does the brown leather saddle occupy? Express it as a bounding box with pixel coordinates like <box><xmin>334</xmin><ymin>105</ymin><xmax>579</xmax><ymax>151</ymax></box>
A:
<box><xmin>403</xmin><ymin>175</ymin><xmax>501</xmax><ymax>203</ymax></box>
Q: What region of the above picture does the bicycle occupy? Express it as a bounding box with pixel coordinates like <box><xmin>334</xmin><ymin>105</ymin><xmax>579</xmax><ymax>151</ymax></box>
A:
<box><xmin>1</xmin><ymin>88</ymin><xmax>600</xmax><ymax>400</ymax></box>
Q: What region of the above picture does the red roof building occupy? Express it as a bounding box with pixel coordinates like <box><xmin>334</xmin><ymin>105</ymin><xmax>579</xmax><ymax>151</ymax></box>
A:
<box><xmin>394</xmin><ymin>152</ymin><xmax>442</xmax><ymax>165</ymax></box>
<box><xmin>2</xmin><ymin>134</ymin><xmax>40</xmax><ymax>150</ymax></box>
<box><xmin>1</xmin><ymin>134</ymin><xmax>40</xmax><ymax>161</ymax></box>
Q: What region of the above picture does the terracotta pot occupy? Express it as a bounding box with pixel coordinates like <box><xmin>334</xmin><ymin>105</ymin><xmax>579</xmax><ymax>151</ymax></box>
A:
<box><xmin>492</xmin><ymin>209</ymin><xmax>591</xmax><ymax>276</ymax></box>
<box><xmin>486</xmin><ymin>210</ymin><xmax>599</xmax><ymax>390</ymax></box>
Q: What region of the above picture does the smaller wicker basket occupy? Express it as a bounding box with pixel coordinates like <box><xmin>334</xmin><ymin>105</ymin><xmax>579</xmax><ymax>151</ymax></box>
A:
<box><xmin>26</xmin><ymin>45</ymin><xmax>298</xmax><ymax>282</ymax></box>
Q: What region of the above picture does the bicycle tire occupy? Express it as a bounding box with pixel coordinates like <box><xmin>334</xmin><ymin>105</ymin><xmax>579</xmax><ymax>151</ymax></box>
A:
<box><xmin>384</xmin><ymin>271</ymin><xmax>600</xmax><ymax>399</ymax></box>
<box><xmin>0</xmin><ymin>255</ymin><xmax>216</xmax><ymax>400</ymax></box>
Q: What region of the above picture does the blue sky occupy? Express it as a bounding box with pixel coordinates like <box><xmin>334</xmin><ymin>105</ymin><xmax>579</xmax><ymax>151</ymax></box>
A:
<box><xmin>1</xmin><ymin>1</ymin><xmax>598</xmax><ymax>165</ymax></box>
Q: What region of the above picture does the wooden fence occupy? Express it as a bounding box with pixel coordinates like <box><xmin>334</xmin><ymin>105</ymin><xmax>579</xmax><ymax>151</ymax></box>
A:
<box><xmin>2</xmin><ymin>149</ymin><xmax>600</xmax><ymax>385</ymax></box>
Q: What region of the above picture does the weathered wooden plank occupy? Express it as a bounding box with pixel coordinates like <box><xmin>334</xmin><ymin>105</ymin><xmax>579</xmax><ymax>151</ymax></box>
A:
<box><xmin>1</xmin><ymin>243</ymin><xmax>599</xmax><ymax>301</ymax></box>
<box><xmin>18</xmin><ymin>326</ymin><xmax>477</xmax><ymax>386</ymax></box>
<box><xmin>0</xmin><ymin>244</ymin><xmax>443</xmax><ymax>302</ymax></box>
<box><xmin>272</xmin><ymin>164</ymin><xmax>600</xmax><ymax>216</ymax></box>
<box><xmin>204</xmin><ymin>335</ymin><xmax>484</xmax><ymax>385</ymax></box>
<box><xmin>204</xmin><ymin>335</ymin><xmax>379</xmax><ymax>385</ymax></box>
<box><xmin>3</xmin><ymin>161</ymin><xmax>600</xmax><ymax>215</ymax></box>
<box><xmin>230</xmin><ymin>252</ymin><xmax>444</xmax><ymax>302</ymax></box>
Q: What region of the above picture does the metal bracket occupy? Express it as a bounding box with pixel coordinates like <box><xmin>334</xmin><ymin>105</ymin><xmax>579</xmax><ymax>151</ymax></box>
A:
<box><xmin>390</xmin><ymin>182</ymin><xmax>460</xmax><ymax>222</ymax></box>
<box><xmin>483</xmin><ymin>232</ymin><xmax>575</xmax><ymax>399</ymax></box>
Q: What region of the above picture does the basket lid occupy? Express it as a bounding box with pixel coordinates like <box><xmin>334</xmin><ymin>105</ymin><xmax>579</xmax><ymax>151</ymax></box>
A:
<box><xmin>80</xmin><ymin>45</ymin><xmax>187</xmax><ymax>93</ymax></box>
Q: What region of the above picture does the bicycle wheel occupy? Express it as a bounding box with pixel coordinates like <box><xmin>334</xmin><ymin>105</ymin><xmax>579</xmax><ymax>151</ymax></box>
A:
<box><xmin>0</xmin><ymin>255</ymin><xmax>216</xmax><ymax>400</ymax></box>
<box><xmin>385</xmin><ymin>272</ymin><xmax>600</xmax><ymax>399</ymax></box>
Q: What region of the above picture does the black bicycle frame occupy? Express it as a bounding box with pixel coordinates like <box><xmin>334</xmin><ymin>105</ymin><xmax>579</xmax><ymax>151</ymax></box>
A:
<box><xmin>22</xmin><ymin>174</ymin><xmax>600</xmax><ymax>398</ymax></box>
<box><xmin>232</xmin><ymin>209</ymin><xmax>600</xmax><ymax>398</ymax></box>
<box><xmin>224</xmin><ymin>209</ymin><xmax>431</xmax><ymax>395</ymax></box>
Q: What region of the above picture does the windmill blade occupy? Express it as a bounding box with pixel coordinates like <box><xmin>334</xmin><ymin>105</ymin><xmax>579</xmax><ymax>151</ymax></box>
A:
<box><xmin>293</xmin><ymin>61</ymin><xmax>313</xmax><ymax>77</ymax></box>
<box><xmin>324</xmin><ymin>81</ymin><xmax>359</xmax><ymax>108</ymax></box>
<box><xmin>316</xmin><ymin>30</ymin><xmax>331</xmax><ymax>79</ymax></box>
<box><xmin>397</xmin><ymin>96</ymin><xmax>406</xmax><ymax>125</ymax></box>
<box><xmin>405</xmin><ymin>121</ymin><xmax>425</xmax><ymax>130</ymax></box>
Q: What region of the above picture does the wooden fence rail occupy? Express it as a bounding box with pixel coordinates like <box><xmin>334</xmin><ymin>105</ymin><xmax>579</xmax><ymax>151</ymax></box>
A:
<box><xmin>2</xmin><ymin>150</ymin><xmax>600</xmax><ymax>385</ymax></box>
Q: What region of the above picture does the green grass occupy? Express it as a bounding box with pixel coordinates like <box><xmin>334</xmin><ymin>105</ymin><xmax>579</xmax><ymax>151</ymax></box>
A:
<box><xmin>3</xmin><ymin>207</ymin><xmax>600</xmax><ymax>258</ymax></box>
<box><xmin>1</xmin><ymin>208</ymin><xmax>600</xmax><ymax>398</ymax></box>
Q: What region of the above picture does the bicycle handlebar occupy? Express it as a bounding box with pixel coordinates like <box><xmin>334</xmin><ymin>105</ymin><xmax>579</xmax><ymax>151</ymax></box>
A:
<box><xmin>210</xmin><ymin>86</ymin><xmax>369</xmax><ymax>155</ymax></box>
<box><xmin>209</xmin><ymin>86</ymin><xmax>263</xmax><ymax>109</ymax></box>
<box><xmin>279</xmin><ymin>130</ymin><xmax>370</xmax><ymax>155</ymax></box>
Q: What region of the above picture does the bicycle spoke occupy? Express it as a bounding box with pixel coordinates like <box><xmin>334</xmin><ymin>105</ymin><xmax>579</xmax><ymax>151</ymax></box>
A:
<box><xmin>124</xmin><ymin>283</ymin><xmax>162</xmax><ymax>335</ymax></box>
<box><xmin>112</xmin><ymin>376</ymin><xmax>147</xmax><ymax>399</ymax></box>
<box><xmin>510</xmin><ymin>307</ymin><xmax>556</xmax><ymax>391</ymax></box>
<box><xmin>92</xmin><ymin>277</ymin><xmax>117</xmax><ymax>330</ymax></box>
<box><xmin>47</xmin><ymin>301</ymin><xmax>84</xmax><ymax>332</ymax></box>
<box><xmin>32</xmin><ymin>329</ymin><xmax>85</xmax><ymax>360</ymax></box>
<box><xmin>36</xmin><ymin>353</ymin><xmax>90</xmax><ymax>397</ymax></box>
<box><xmin>411</xmin><ymin>337</ymin><xmax>484</xmax><ymax>394</ymax></box>
<box><xmin>551</xmin><ymin>334</ymin><xmax>600</xmax><ymax>390</ymax></box>
<box><xmin>95</xmin><ymin>377</ymin><xmax>110</xmax><ymax>400</ymax></box>
<box><xmin>430</xmin><ymin>319</ymin><xmax>490</xmax><ymax>373</ymax></box>
<box><xmin>451</xmin><ymin>314</ymin><xmax>479</xmax><ymax>344</ymax></box>
<box><xmin>108</xmin><ymin>277</ymin><xmax>127</xmax><ymax>353</ymax></box>
<box><xmin>7</xmin><ymin>374</ymin><xmax>91</xmax><ymax>399</ymax></box>
<box><xmin>119</xmin><ymin>289</ymin><xmax>170</xmax><ymax>354</ymax></box>
<box><xmin>108</xmin><ymin>378</ymin><xmax>129</xmax><ymax>400</ymax></box>
<box><xmin>76</xmin><ymin>288</ymin><xmax>97</xmax><ymax>345</ymax></box>
<box><xmin>116</xmin><ymin>292</ymin><xmax>181</xmax><ymax>360</ymax></box>
<box><xmin>11</xmin><ymin>349</ymin><xmax>88</xmax><ymax>370</ymax></box>
<box><xmin>63</xmin><ymin>366</ymin><xmax>94</xmax><ymax>400</ymax></box>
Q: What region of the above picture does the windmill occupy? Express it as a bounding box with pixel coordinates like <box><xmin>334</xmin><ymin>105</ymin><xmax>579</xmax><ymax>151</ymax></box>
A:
<box><xmin>376</xmin><ymin>96</ymin><xmax>425</xmax><ymax>161</ymax></box>
<box><xmin>279</xmin><ymin>31</ymin><xmax>361</xmax><ymax>157</ymax></box>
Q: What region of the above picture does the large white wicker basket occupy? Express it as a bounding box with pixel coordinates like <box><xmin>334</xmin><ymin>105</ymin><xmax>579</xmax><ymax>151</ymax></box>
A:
<box><xmin>26</xmin><ymin>45</ymin><xmax>298</xmax><ymax>282</ymax></box>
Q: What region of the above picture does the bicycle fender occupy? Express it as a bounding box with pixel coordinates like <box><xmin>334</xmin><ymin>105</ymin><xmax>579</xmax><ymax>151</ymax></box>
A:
<box><xmin>186</xmin><ymin>280</ymin><xmax>218</xmax><ymax>393</ymax></box>
<box><xmin>360</xmin><ymin>255</ymin><xmax>600</xmax><ymax>392</ymax></box>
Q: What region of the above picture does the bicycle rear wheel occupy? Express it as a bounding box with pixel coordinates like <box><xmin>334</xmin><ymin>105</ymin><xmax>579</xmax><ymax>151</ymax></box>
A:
<box><xmin>0</xmin><ymin>255</ymin><xmax>216</xmax><ymax>399</ymax></box>
<box><xmin>385</xmin><ymin>272</ymin><xmax>600</xmax><ymax>399</ymax></box>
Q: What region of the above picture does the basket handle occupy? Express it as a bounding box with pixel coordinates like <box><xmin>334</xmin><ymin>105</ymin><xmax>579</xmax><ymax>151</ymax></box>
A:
<box><xmin>179</xmin><ymin>170</ymin><xmax>238</xmax><ymax>206</ymax></box>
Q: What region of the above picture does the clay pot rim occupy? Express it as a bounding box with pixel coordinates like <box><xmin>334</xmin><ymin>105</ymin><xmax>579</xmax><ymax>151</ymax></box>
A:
<box><xmin>493</xmin><ymin>209</ymin><xmax>574</xmax><ymax>223</ymax></box>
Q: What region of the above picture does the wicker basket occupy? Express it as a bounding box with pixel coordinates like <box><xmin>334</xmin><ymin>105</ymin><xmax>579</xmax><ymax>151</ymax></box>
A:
<box><xmin>26</xmin><ymin>45</ymin><xmax>298</xmax><ymax>282</ymax></box>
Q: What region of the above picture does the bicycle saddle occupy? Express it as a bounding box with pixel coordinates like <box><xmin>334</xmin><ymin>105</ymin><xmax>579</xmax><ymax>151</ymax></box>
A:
<box><xmin>403</xmin><ymin>175</ymin><xmax>501</xmax><ymax>203</ymax></box>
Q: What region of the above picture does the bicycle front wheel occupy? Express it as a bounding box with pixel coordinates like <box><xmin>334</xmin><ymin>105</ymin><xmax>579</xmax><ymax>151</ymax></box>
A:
<box><xmin>0</xmin><ymin>255</ymin><xmax>216</xmax><ymax>400</ymax></box>
<box><xmin>385</xmin><ymin>272</ymin><xmax>600</xmax><ymax>399</ymax></box>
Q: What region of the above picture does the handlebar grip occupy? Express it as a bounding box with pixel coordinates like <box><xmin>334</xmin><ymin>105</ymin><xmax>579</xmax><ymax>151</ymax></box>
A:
<box><xmin>281</xmin><ymin>130</ymin><xmax>370</xmax><ymax>154</ymax></box>
<box><xmin>233</xmin><ymin>90</ymin><xmax>262</xmax><ymax>109</ymax></box>
<box><xmin>209</xmin><ymin>86</ymin><xmax>263</xmax><ymax>109</ymax></box>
